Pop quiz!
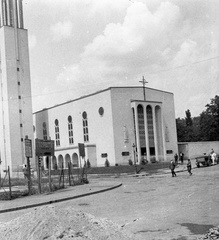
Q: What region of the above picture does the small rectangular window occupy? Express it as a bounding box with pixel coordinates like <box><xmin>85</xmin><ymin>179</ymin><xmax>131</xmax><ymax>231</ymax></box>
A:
<box><xmin>166</xmin><ymin>150</ymin><xmax>173</xmax><ymax>154</ymax></box>
<box><xmin>122</xmin><ymin>151</ymin><xmax>129</xmax><ymax>156</ymax></box>
<box><xmin>101</xmin><ymin>153</ymin><xmax>108</xmax><ymax>158</ymax></box>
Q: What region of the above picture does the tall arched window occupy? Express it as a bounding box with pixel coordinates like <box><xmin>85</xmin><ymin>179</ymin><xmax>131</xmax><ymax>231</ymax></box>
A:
<box><xmin>137</xmin><ymin>104</ymin><xmax>146</xmax><ymax>156</ymax></box>
<box><xmin>68</xmin><ymin>115</ymin><xmax>74</xmax><ymax>144</ymax></box>
<box><xmin>82</xmin><ymin>111</ymin><xmax>89</xmax><ymax>142</ymax></box>
<box><xmin>55</xmin><ymin>119</ymin><xmax>60</xmax><ymax>146</ymax></box>
<box><xmin>146</xmin><ymin>105</ymin><xmax>155</xmax><ymax>156</ymax></box>
<box><xmin>43</xmin><ymin>122</ymin><xmax>47</xmax><ymax>140</ymax></box>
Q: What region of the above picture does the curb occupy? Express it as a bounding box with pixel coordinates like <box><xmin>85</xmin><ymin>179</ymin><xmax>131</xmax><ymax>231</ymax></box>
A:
<box><xmin>0</xmin><ymin>183</ymin><xmax>122</xmax><ymax>214</ymax></box>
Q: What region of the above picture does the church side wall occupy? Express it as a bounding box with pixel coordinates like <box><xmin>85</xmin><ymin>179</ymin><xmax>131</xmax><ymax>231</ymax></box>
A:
<box><xmin>160</xmin><ymin>91</ymin><xmax>178</xmax><ymax>160</ymax></box>
<box><xmin>34</xmin><ymin>89</ymin><xmax>115</xmax><ymax>167</ymax></box>
<box><xmin>110</xmin><ymin>88</ymin><xmax>137</xmax><ymax>165</ymax></box>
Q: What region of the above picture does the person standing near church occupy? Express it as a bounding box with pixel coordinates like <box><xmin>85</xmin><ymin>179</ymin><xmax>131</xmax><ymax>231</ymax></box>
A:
<box><xmin>170</xmin><ymin>160</ymin><xmax>176</xmax><ymax>177</ymax></box>
<box><xmin>174</xmin><ymin>153</ymin><xmax>178</xmax><ymax>165</ymax></box>
<box><xmin>187</xmin><ymin>159</ymin><xmax>192</xmax><ymax>176</ymax></box>
<box><xmin>180</xmin><ymin>152</ymin><xmax>184</xmax><ymax>164</ymax></box>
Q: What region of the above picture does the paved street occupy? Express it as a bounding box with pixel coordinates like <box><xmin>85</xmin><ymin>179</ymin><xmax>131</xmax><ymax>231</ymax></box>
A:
<box><xmin>57</xmin><ymin>165</ymin><xmax>219</xmax><ymax>239</ymax></box>
<box><xmin>0</xmin><ymin>164</ymin><xmax>219</xmax><ymax>239</ymax></box>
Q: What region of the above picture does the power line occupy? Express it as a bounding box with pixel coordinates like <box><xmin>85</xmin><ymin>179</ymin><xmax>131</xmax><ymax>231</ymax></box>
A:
<box><xmin>148</xmin><ymin>55</ymin><xmax>219</xmax><ymax>75</ymax></box>
<box><xmin>1</xmin><ymin>55</ymin><xmax>219</xmax><ymax>102</ymax></box>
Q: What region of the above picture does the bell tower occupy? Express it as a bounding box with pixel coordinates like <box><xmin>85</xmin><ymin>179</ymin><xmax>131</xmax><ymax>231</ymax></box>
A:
<box><xmin>0</xmin><ymin>0</ymin><xmax>34</xmax><ymax>176</ymax></box>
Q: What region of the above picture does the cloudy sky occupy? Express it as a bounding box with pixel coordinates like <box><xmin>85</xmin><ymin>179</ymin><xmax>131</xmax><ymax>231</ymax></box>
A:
<box><xmin>23</xmin><ymin>0</ymin><xmax>219</xmax><ymax>118</ymax></box>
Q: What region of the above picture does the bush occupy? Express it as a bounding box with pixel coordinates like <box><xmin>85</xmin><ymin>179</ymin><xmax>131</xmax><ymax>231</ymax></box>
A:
<box><xmin>141</xmin><ymin>159</ymin><xmax>148</xmax><ymax>165</ymax></box>
<box><xmin>105</xmin><ymin>158</ymin><xmax>110</xmax><ymax>167</ymax></box>
<box><xmin>87</xmin><ymin>159</ymin><xmax>91</xmax><ymax>168</ymax></box>
<box><xmin>128</xmin><ymin>159</ymin><xmax>133</xmax><ymax>166</ymax></box>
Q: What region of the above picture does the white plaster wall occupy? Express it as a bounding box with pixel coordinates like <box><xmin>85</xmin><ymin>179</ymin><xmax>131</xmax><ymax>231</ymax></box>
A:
<box><xmin>0</xmin><ymin>27</ymin><xmax>34</xmax><ymax>175</ymax></box>
<box><xmin>37</xmin><ymin>89</ymin><xmax>115</xmax><ymax>167</ymax></box>
<box><xmin>34</xmin><ymin>87</ymin><xmax>178</xmax><ymax>167</ymax></box>
<box><xmin>178</xmin><ymin>141</ymin><xmax>219</xmax><ymax>159</ymax></box>
<box><xmin>110</xmin><ymin>87</ymin><xmax>178</xmax><ymax>163</ymax></box>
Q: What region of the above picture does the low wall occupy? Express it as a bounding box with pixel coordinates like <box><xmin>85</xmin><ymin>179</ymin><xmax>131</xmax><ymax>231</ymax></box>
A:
<box><xmin>178</xmin><ymin>141</ymin><xmax>219</xmax><ymax>159</ymax></box>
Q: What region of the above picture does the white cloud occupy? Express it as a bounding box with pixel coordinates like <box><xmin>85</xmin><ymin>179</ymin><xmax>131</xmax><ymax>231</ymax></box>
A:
<box><xmin>50</xmin><ymin>21</ymin><xmax>73</xmax><ymax>41</ymax></box>
<box><xmin>26</xmin><ymin>0</ymin><xmax>219</xmax><ymax>117</ymax></box>
<box><xmin>57</xmin><ymin>1</ymin><xmax>182</xmax><ymax>87</ymax></box>
<box><xmin>28</xmin><ymin>35</ymin><xmax>37</xmax><ymax>49</ymax></box>
<box><xmin>172</xmin><ymin>39</ymin><xmax>197</xmax><ymax>66</ymax></box>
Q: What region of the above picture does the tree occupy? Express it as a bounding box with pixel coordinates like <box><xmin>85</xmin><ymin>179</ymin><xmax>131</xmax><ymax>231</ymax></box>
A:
<box><xmin>199</xmin><ymin>95</ymin><xmax>219</xmax><ymax>141</ymax></box>
<box><xmin>185</xmin><ymin>109</ymin><xmax>193</xmax><ymax>126</ymax></box>
<box><xmin>176</xmin><ymin>96</ymin><xmax>219</xmax><ymax>142</ymax></box>
<box><xmin>176</xmin><ymin>110</ymin><xmax>197</xmax><ymax>142</ymax></box>
<box><xmin>176</xmin><ymin>118</ymin><xmax>187</xmax><ymax>142</ymax></box>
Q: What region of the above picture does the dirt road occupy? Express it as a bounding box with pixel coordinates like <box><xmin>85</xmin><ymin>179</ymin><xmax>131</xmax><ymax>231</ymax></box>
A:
<box><xmin>0</xmin><ymin>165</ymin><xmax>219</xmax><ymax>239</ymax></box>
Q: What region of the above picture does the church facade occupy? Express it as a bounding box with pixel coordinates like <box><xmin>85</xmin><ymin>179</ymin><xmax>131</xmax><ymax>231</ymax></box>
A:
<box><xmin>34</xmin><ymin>87</ymin><xmax>178</xmax><ymax>169</ymax></box>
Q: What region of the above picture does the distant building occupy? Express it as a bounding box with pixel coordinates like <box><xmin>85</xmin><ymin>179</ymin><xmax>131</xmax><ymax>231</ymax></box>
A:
<box><xmin>0</xmin><ymin>0</ymin><xmax>34</xmax><ymax>177</ymax></box>
<box><xmin>33</xmin><ymin>86</ymin><xmax>178</xmax><ymax>169</ymax></box>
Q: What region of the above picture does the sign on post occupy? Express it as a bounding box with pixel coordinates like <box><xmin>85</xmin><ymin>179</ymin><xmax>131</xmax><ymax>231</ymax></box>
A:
<box><xmin>78</xmin><ymin>143</ymin><xmax>85</xmax><ymax>158</ymax></box>
<box><xmin>25</xmin><ymin>138</ymin><xmax>32</xmax><ymax>158</ymax></box>
<box><xmin>35</xmin><ymin>139</ymin><xmax>55</xmax><ymax>156</ymax></box>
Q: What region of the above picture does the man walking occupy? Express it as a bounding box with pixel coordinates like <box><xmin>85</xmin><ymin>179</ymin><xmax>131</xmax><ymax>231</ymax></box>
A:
<box><xmin>170</xmin><ymin>160</ymin><xmax>177</xmax><ymax>177</ymax></box>
<box><xmin>187</xmin><ymin>159</ymin><xmax>192</xmax><ymax>176</ymax></box>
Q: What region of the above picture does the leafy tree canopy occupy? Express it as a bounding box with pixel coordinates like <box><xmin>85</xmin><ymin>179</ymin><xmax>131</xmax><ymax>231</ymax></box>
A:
<box><xmin>176</xmin><ymin>95</ymin><xmax>219</xmax><ymax>142</ymax></box>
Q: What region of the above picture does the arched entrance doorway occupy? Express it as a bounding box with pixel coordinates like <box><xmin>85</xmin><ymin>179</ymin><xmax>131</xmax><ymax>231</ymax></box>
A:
<box><xmin>65</xmin><ymin>154</ymin><xmax>71</xmax><ymax>169</ymax></box>
<box><xmin>52</xmin><ymin>156</ymin><xmax>57</xmax><ymax>170</ymax></box>
<box><xmin>58</xmin><ymin>155</ymin><xmax>64</xmax><ymax>169</ymax></box>
<box><xmin>72</xmin><ymin>153</ymin><xmax>79</xmax><ymax>167</ymax></box>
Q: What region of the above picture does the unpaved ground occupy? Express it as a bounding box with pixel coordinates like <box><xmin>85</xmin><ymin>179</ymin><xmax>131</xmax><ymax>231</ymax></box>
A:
<box><xmin>0</xmin><ymin>165</ymin><xmax>219</xmax><ymax>239</ymax></box>
<box><xmin>0</xmin><ymin>205</ymin><xmax>136</xmax><ymax>240</ymax></box>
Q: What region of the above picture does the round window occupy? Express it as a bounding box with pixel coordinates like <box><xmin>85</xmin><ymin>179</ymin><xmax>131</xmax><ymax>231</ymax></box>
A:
<box><xmin>99</xmin><ymin>107</ymin><xmax>104</xmax><ymax>116</ymax></box>
<box><xmin>82</xmin><ymin>111</ymin><xmax>87</xmax><ymax>119</ymax></box>
<box><xmin>55</xmin><ymin>119</ymin><xmax>59</xmax><ymax>126</ymax></box>
<box><xmin>68</xmin><ymin>115</ymin><xmax>72</xmax><ymax>123</ymax></box>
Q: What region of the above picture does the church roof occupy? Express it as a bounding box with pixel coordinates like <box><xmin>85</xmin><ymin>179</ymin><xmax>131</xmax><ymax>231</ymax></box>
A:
<box><xmin>33</xmin><ymin>86</ymin><xmax>173</xmax><ymax>114</ymax></box>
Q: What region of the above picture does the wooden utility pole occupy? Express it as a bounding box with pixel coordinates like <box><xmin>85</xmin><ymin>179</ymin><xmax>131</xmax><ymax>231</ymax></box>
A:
<box><xmin>37</xmin><ymin>156</ymin><xmax>42</xmax><ymax>194</ymax></box>
<box><xmin>48</xmin><ymin>156</ymin><xmax>52</xmax><ymax>192</ymax></box>
<box><xmin>8</xmin><ymin>166</ymin><xmax>12</xmax><ymax>200</ymax></box>
<box><xmin>27</xmin><ymin>156</ymin><xmax>31</xmax><ymax>195</ymax></box>
<box><xmin>139</xmin><ymin>76</ymin><xmax>148</xmax><ymax>101</ymax></box>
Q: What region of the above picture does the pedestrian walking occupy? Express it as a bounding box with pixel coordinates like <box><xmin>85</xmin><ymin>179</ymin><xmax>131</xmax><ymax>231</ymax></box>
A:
<box><xmin>22</xmin><ymin>164</ymin><xmax>28</xmax><ymax>179</ymax></box>
<box><xmin>187</xmin><ymin>159</ymin><xmax>192</xmax><ymax>176</ymax></box>
<box><xmin>174</xmin><ymin>153</ymin><xmax>178</xmax><ymax>165</ymax></box>
<box><xmin>169</xmin><ymin>160</ymin><xmax>177</xmax><ymax>177</ymax></box>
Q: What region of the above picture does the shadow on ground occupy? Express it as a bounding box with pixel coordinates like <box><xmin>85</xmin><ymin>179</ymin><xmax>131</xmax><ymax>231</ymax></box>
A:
<box><xmin>178</xmin><ymin>223</ymin><xmax>214</xmax><ymax>235</ymax></box>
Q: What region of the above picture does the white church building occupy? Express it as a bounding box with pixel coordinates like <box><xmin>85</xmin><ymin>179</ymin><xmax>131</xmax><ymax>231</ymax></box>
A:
<box><xmin>0</xmin><ymin>0</ymin><xmax>178</xmax><ymax>176</ymax></box>
<box><xmin>34</xmin><ymin>86</ymin><xmax>178</xmax><ymax>169</ymax></box>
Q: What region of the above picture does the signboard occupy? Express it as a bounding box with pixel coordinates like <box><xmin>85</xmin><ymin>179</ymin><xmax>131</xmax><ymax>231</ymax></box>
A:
<box><xmin>78</xmin><ymin>143</ymin><xmax>85</xmax><ymax>158</ymax></box>
<box><xmin>35</xmin><ymin>139</ymin><xmax>55</xmax><ymax>156</ymax></box>
<box><xmin>25</xmin><ymin>138</ymin><xmax>32</xmax><ymax>158</ymax></box>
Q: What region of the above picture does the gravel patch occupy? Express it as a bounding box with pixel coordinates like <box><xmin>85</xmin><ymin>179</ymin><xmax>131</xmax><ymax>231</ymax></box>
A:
<box><xmin>0</xmin><ymin>205</ymin><xmax>137</xmax><ymax>239</ymax></box>
<box><xmin>197</xmin><ymin>226</ymin><xmax>219</xmax><ymax>240</ymax></box>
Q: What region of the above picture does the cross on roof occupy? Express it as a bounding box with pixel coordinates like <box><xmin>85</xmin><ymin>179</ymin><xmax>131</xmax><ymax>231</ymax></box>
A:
<box><xmin>139</xmin><ymin>76</ymin><xmax>148</xmax><ymax>101</ymax></box>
